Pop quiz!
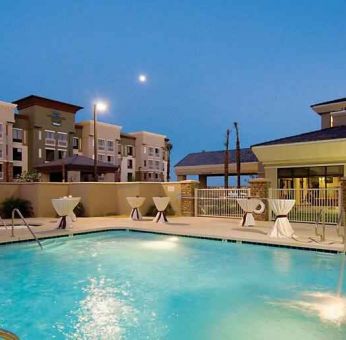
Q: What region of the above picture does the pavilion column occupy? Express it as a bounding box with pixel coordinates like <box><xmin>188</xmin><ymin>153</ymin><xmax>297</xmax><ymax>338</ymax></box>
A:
<box><xmin>249</xmin><ymin>178</ymin><xmax>271</xmax><ymax>221</ymax></box>
<box><xmin>198</xmin><ymin>175</ymin><xmax>207</xmax><ymax>188</ymax></box>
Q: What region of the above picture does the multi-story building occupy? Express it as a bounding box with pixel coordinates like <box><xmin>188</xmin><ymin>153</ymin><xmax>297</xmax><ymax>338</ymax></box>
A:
<box><xmin>0</xmin><ymin>95</ymin><xmax>171</xmax><ymax>182</ymax></box>
<box><xmin>0</xmin><ymin>101</ymin><xmax>17</xmax><ymax>181</ymax></box>
<box><xmin>119</xmin><ymin>133</ymin><xmax>136</xmax><ymax>181</ymax></box>
<box><xmin>129</xmin><ymin>131</ymin><xmax>168</xmax><ymax>182</ymax></box>
<box><xmin>13</xmin><ymin>95</ymin><xmax>83</xmax><ymax>182</ymax></box>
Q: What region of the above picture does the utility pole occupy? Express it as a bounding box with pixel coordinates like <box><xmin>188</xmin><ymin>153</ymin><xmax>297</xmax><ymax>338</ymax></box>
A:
<box><xmin>234</xmin><ymin>122</ymin><xmax>241</xmax><ymax>189</ymax></box>
<box><xmin>224</xmin><ymin>128</ymin><xmax>230</xmax><ymax>188</ymax></box>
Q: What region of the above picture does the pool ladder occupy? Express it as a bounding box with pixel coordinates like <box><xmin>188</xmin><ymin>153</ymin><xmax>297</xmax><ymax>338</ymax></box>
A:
<box><xmin>0</xmin><ymin>328</ymin><xmax>19</xmax><ymax>340</ymax></box>
<box><xmin>11</xmin><ymin>208</ymin><xmax>43</xmax><ymax>250</ymax></box>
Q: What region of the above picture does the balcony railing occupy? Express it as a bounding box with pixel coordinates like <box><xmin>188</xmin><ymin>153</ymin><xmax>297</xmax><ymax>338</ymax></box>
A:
<box><xmin>57</xmin><ymin>140</ymin><xmax>68</xmax><ymax>148</ymax></box>
<box><xmin>45</xmin><ymin>138</ymin><xmax>56</xmax><ymax>146</ymax></box>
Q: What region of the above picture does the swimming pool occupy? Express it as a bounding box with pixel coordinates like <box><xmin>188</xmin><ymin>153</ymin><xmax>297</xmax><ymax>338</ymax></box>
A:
<box><xmin>0</xmin><ymin>230</ymin><xmax>345</xmax><ymax>339</ymax></box>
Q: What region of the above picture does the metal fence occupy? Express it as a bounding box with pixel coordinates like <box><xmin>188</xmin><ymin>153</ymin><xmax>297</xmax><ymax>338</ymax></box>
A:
<box><xmin>269</xmin><ymin>188</ymin><xmax>341</xmax><ymax>224</ymax></box>
<box><xmin>195</xmin><ymin>188</ymin><xmax>250</xmax><ymax>218</ymax></box>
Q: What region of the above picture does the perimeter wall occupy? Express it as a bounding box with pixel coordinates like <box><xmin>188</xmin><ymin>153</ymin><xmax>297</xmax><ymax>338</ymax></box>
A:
<box><xmin>0</xmin><ymin>181</ymin><xmax>198</xmax><ymax>217</ymax></box>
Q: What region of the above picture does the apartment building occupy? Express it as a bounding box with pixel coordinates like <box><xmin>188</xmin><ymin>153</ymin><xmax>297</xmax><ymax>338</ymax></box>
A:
<box><xmin>119</xmin><ymin>133</ymin><xmax>136</xmax><ymax>181</ymax></box>
<box><xmin>0</xmin><ymin>95</ymin><xmax>170</xmax><ymax>182</ymax></box>
<box><xmin>129</xmin><ymin>131</ymin><xmax>168</xmax><ymax>182</ymax></box>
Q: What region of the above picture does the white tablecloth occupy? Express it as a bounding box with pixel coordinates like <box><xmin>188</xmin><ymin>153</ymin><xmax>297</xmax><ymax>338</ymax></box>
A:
<box><xmin>268</xmin><ymin>199</ymin><xmax>295</xmax><ymax>238</ymax></box>
<box><xmin>52</xmin><ymin>197</ymin><xmax>80</xmax><ymax>229</ymax></box>
<box><xmin>153</xmin><ymin>197</ymin><xmax>170</xmax><ymax>223</ymax></box>
<box><xmin>237</xmin><ymin>198</ymin><xmax>265</xmax><ymax>226</ymax></box>
<box><xmin>126</xmin><ymin>197</ymin><xmax>145</xmax><ymax>220</ymax></box>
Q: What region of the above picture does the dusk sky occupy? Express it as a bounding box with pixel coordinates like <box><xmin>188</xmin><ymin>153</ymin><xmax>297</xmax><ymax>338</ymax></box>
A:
<box><xmin>1</xmin><ymin>1</ymin><xmax>346</xmax><ymax>181</ymax></box>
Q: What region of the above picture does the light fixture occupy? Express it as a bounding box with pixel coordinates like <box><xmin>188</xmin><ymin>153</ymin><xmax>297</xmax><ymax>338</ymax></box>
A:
<box><xmin>138</xmin><ymin>74</ymin><xmax>147</xmax><ymax>83</ymax></box>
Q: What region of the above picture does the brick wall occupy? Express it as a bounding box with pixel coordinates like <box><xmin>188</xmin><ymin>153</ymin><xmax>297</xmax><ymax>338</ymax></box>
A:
<box><xmin>249</xmin><ymin>178</ymin><xmax>271</xmax><ymax>221</ymax></box>
<box><xmin>181</xmin><ymin>180</ymin><xmax>199</xmax><ymax>216</ymax></box>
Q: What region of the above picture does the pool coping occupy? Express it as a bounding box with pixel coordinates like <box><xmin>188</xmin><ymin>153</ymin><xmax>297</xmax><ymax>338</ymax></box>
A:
<box><xmin>0</xmin><ymin>227</ymin><xmax>345</xmax><ymax>255</ymax></box>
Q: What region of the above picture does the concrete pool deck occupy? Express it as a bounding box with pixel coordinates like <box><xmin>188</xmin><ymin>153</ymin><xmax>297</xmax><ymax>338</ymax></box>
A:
<box><xmin>0</xmin><ymin>216</ymin><xmax>345</xmax><ymax>253</ymax></box>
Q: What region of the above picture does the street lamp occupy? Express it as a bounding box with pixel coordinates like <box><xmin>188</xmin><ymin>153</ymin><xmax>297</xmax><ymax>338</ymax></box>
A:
<box><xmin>93</xmin><ymin>101</ymin><xmax>108</xmax><ymax>181</ymax></box>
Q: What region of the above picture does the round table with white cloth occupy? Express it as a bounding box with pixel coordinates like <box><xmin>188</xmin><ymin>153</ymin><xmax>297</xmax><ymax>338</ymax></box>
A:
<box><xmin>268</xmin><ymin>199</ymin><xmax>296</xmax><ymax>238</ymax></box>
<box><xmin>52</xmin><ymin>197</ymin><xmax>80</xmax><ymax>229</ymax></box>
<box><xmin>126</xmin><ymin>197</ymin><xmax>145</xmax><ymax>220</ymax></box>
<box><xmin>236</xmin><ymin>198</ymin><xmax>265</xmax><ymax>226</ymax></box>
<box><xmin>153</xmin><ymin>197</ymin><xmax>170</xmax><ymax>223</ymax></box>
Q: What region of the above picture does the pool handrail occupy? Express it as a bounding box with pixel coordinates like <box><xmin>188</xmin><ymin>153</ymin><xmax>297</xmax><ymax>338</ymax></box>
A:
<box><xmin>11</xmin><ymin>208</ymin><xmax>43</xmax><ymax>250</ymax></box>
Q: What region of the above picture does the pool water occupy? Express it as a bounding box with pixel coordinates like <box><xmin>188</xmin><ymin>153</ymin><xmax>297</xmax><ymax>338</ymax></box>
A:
<box><xmin>0</xmin><ymin>231</ymin><xmax>345</xmax><ymax>339</ymax></box>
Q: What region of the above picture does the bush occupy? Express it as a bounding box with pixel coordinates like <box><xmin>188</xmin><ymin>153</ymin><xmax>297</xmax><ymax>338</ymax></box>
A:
<box><xmin>145</xmin><ymin>203</ymin><xmax>175</xmax><ymax>217</ymax></box>
<box><xmin>15</xmin><ymin>170</ymin><xmax>41</xmax><ymax>182</ymax></box>
<box><xmin>74</xmin><ymin>202</ymin><xmax>85</xmax><ymax>217</ymax></box>
<box><xmin>1</xmin><ymin>197</ymin><xmax>33</xmax><ymax>218</ymax></box>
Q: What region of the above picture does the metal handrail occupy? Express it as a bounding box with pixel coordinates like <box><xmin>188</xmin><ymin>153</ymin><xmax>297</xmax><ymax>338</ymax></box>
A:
<box><xmin>0</xmin><ymin>328</ymin><xmax>19</xmax><ymax>340</ymax></box>
<box><xmin>11</xmin><ymin>209</ymin><xmax>43</xmax><ymax>250</ymax></box>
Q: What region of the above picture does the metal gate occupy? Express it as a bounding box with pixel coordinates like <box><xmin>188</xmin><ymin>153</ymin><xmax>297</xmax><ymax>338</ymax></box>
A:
<box><xmin>269</xmin><ymin>188</ymin><xmax>341</xmax><ymax>224</ymax></box>
<box><xmin>195</xmin><ymin>188</ymin><xmax>250</xmax><ymax>218</ymax></box>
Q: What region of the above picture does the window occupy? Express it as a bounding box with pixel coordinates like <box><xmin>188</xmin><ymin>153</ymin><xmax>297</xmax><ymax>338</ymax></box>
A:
<box><xmin>127</xmin><ymin>146</ymin><xmax>133</xmax><ymax>156</ymax></box>
<box><xmin>98</xmin><ymin>139</ymin><xmax>105</xmax><ymax>150</ymax></box>
<box><xmin>148</xmin><ymin>147</ymin><xmax>154</xmax><ymax>156</ymax></box>
<box><xmin>148</xmin><ymin>173</ymin><xmax>152</xmax><ymax>179</ymax></box>
<box><xmin>155</xmin><ymin>160</ymin><xmax>160</xmax><ymax>170</ymax></box>
<box><xmin>45</xmin><ymin>149</ymin><xmax>55</xmax><ymax>162</ymax></box>
<box><xmin>127</xmin><ymin>173</ymin><xmax>133</xmax><ymax>182</ymax></box>
<box><xmin>127</xmin><ymin>159</ymin><xmax>133</xmax><ymax>169</ymax></box>
<box><xmin>148</xmin><ymin>160</ymin><xmax>153</xmax><ymax>169</ymax></box>
<box><xmin>143</xmin><ymin>146</ymin><xmax>147</xmax><ymax>154</ymax></box>
<box><xmin>155</xmin><ymin>148</ymin><xmax>160</xmax><ymax>157</ymax></box>
<box><xmin>144</xmin><ymin>160</ymin><xmax>147</xmax><ymax>167</ymax></box>
<box><xmin>0</xmin><ymin>124</ymin><xmax>3</xmax><ymax>139</ymax></box>
<box><xmin>58</xmin><ymin>150</ymin><xmax>66</xmax><ymax>159</ymax></box>
<box><xmin>0</xmin><ymin>147</ymin><xmax>2</xmax><ymax>159</ymax></box>
<box><xmin>155</xmin><ymin>173</ymin><xmax>159</xmax><ymax>179</ymax></box>
<box><xmin>13</xmin><ymin>148</ymin><xmax>22</xmax><ymax>161</ymax></box>
<box><xmin>45</xmin><ymin>130</ymin><xmax>55</xmax><ymax>146</ymax></box>
<box><xmin>98</xmin><ymin>154</ymin><xmax>105</xmax><ymax>162</ymax></box>
<box><xmin>73</xmin><ymin>137</ymin><xmax>79</xmax><ymax>150</ymax></box>
<box><xmin>107</xmin><ymin>155</ymin><xmax>114</xmax><ymax>164</ymax></box>
<box><xmin>13</xmin><ymin>128</ymin><xmax>23</xmax><ymax>143</ymax></box>
<box><xmin>118</xmin><ymin>143</ymin><xmax>122</xmax><ymax>155</ymax></box>
<box><xmin>13</xmin><ymin>166</ymin><xmax>22</xmax><ymax>179</ymax></box>
<box><xmin>0</xmin><ymin>164</ymin><xmax>2</xmax><ymax>179</ymax></box>
<box><xmin>57</xmin><ymin>132</ymin><xmax>68</xmax><ymax>147</ymax></box>
<box><xmin>107</xmin><ymin>140</ymin><xmax>114</xmax><ymax>151</ymax></box>
<box><xmin>38</xmin><ymin>148</ymin><xmax>42</xmax><ymax>158</ymax></box>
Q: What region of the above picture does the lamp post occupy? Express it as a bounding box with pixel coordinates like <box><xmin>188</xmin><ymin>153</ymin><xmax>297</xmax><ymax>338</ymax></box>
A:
<box><xmin>93</xmin><ymin>102</ymin><xmax>107</xmax><ymax>181</ymax></box>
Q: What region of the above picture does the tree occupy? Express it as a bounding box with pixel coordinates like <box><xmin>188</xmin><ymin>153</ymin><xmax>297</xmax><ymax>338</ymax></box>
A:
<box><xmin>234</xmin><ymin>122</ymin><xmax>241</xmax><ymax>188</ymax></box>
<box><xmin>224</xmin><ymin>129</ymin><xmax>230</xmax><ymax>188</ymax></box>
<box><xmin>166</xmin><ymin>140</ymin><xmax>173</xmax><ymax>182</ymax></box>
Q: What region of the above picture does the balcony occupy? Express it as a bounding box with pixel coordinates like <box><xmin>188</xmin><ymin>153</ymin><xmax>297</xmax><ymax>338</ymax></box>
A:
<box><xmin>45</xmin><ymin>138</ymin><xmax>56</xmax><ymax>146</ymax></box>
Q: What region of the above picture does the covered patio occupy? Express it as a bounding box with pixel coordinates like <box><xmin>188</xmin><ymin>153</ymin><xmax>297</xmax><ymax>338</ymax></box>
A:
<box><xmin>35</xmin><ymin>154</ymin><xmax>119</xmax><ymax>182</ymax></box>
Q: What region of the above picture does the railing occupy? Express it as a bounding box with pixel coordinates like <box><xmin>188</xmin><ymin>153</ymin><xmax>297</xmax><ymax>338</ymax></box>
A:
<box><xmin>195</xmin><ymin>188</ymin><xmax>251</xmax><ymax>218</ymax></box>
<box><xmin>11</xmin><ymin>209</ymin><xmax>43</xmax><ymax>250</ymax></box>
<box><xmin>45</xmin><ymin>138</ymin><xmax>56</xmax><ymax>146</ymax></box>
<box><xmin>269</xmin><ymin>188</ymin><xmax>341</xmax><ymax>224</ymax></box>
<box><xmin>0</xmin><ymin>216</ymin><xmax>8</xmax><ymax>230</ymax></box>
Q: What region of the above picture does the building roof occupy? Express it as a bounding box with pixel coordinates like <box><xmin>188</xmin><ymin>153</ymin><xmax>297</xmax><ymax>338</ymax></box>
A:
<box><xmin>120</xmin><ymin>132</ymin><xmax>136</xmax><ymax>139</ymax></box>
<box><xmin>311</xmin><ymin>97</ymin><xmax>346</xmax><ymax>108</ymax></box>
<box><xmin>13</xmin><ymin>95</ymin><xmax>83</xmax><ymax>113</ymax></box>
<box><xmin>252</xmin><ymin>125</ymin><xmax>346</xmax><ymax>147</ymax></box>
<box><xmin>35</xmin><ymin>155</ymin><xmax>118</xmax><ymax>172</ymax></box>
<box><xmin>175</xmin><ymin>148</ymin><xmax>257</xmax><ymax>167</ymax></box>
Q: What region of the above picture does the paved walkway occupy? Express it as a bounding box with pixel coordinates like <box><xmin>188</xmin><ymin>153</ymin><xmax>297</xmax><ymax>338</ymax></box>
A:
<box><xmin>1</xmin><ymin>216</ymin><xmax>345</xmax><ymax>252</ymax></box>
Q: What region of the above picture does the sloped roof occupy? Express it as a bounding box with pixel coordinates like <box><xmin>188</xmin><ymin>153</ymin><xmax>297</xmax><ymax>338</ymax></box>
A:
<box><xmin>252</xmin><ymin>125</ymin><xmax>346</xmax><ymax>147</ymax></box>
<box><xmin>175</xmin><ymin>148</ymin><xmax>257</xmax><ymax>167</ymax></box>
<box><xmin>311</xmin><ymin>97</ymin><xmax>346</xmax><ymax>107</ymax></box>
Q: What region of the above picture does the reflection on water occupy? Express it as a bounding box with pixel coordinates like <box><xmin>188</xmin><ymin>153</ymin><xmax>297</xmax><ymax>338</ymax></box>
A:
<box><xmin>141</xmin><ymin>236</ymin><xmax>179</xmax><ymax>250</ymax></box>
<box><xmin>273</xmin><ymin>292</ymin><xmax>346</xmax><ymax>326</ymax></box>
<box><xmin>65</xmin><ymin>277</ymin><xmax>137</xmax><ymax>339</ymax></box>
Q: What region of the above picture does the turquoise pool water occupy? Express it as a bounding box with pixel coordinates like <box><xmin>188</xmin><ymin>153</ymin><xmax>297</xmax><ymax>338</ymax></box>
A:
<box><xmin>0</xmin><ymin>231</ymin><xmax>345</xmax><ymax>339</ymax></box>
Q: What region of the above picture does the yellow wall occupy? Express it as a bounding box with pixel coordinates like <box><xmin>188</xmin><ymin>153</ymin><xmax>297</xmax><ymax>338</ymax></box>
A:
<box><xmin>0</xmin><ymin>181</ymin><xmax>184</xmax><ymax>217</ymax></box>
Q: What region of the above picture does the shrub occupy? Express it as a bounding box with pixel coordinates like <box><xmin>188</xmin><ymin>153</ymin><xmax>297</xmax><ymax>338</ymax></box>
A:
<box><xmin>15</xmin><ymin>170</ymin><xmax>41</xmax><ymax>182</ymax></box>
<box><xmin>1</xmin><ymin>197</ymin><xmax>33</xmax><ymax>218</ymax></box>
<box><xmin>74</xmin><ymin>202</ymin><xmax>85</xmax><ymax>217</ymax></box>
<box><xmin>145</xmin><ymin>203</ymin><xmax>175</xmax><ymax>217</ymax></box>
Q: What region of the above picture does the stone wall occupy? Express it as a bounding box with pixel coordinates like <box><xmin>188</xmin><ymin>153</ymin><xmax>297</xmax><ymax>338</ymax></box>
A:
<box><xmin>249</xmin><ymin>178</ymin><xmax>271</xmax><ymax>221</ymax></box>
<box><xmin>180</xmin><ymin>180</ymin><xmax>199</xmax><ymax>216</ymax></box>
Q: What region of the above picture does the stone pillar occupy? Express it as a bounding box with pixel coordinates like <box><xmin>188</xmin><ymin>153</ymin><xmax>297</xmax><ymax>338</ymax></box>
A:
<box><xmin>249</xmin><ymin>178</ymin><xmax>271</xmax><ymax>221</ymax></box>
<box><xmin>198</xmin><ymin>175</ymin><xmax>207</xmax><ymax>188</ymax></box>
<box><xmin>180</xmin><ymin>180</ymin><xmax>199</xmax><ymax>216</ymax></box>
<box><xmin>4</xmin><ymin>162</ymin><xmax>13</xmax><ymax>182</ymax></box>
